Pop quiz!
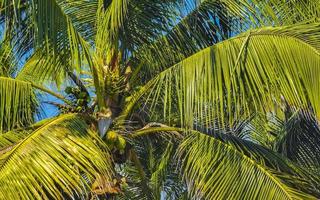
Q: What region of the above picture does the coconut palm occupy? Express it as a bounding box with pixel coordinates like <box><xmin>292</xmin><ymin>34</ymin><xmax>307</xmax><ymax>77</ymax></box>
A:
<box><xmin>0</xmin><ymin>0</ymin><xmax>320</xmax><ymax>199</ymax></box>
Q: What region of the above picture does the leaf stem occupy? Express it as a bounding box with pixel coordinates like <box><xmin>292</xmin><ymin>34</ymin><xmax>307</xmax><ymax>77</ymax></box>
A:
<box><xmin>30</xmin><ymin>83</ymin><xmax>70</xmax><ymax>104</ymax></box>
<box><xmin>131</xmin><ymin>127</ymin><xmax>184</xmax><ymax>138</ymax></box>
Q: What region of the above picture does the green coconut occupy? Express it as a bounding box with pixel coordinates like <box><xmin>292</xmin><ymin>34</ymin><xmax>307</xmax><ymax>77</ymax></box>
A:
<box><xmin>64</xmin><ymin>86</ymin><xmax>73</xmax><ymax>94</ymax></box>
<box><xmin>116</xmin><ymin>136</ymin><xmax>126</xmax><ymax>150</ymax></box>
<box><xmin>106</xmin><ymin>131</ymin><xmax>118</xmax><ymax>143</ymax></box>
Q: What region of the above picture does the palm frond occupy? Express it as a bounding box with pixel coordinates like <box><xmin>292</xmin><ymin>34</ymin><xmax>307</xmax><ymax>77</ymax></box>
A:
<box><xmin>150</xmin><ymin>141</ymin><xmax>174</xmax><ymax>198</ymax></box>
<box><xmin>276</xmin><ymin>111</ymin><xmax>320</xmax><ymax>172</ymax></box>
<box><xmin>0</xmin><ymin>114</ymin><xmax>113</xmax><ymax>199</ymax></box>
<box><xmin>116</xmin><ymin>127</ymin><xmax>184</xmax><ymax>200</ymax></box>
<box><xmin>243</xmin><ymin>113</ymin><xmax>283</xmax><ymax>149</ymax></box>
<box><xmin>95</xmin><ymin>0</ymin><xmax>132</xmax><ymax>72</ymax></box>
<box><xmin>1</xmin><ymin>0</ymin><xmax>98</xmax><ymax>87</ymax></box>
<box><xmin>95</xmin><ymin>0</ymin><xmax>179</xmax><ymax>62</ymax></box>
<box><xmin>57</xmin><ymin>0</ymin><xmax>98</xmax><ymax>40</ymax></box>
<box><xmin>177</xmin><ymin>131</ymin><xmax>320</xmax><ymax>199</ymax></box>
<box><xmin>229</xmin><ymin>109</ymin><xmax>320</xmax><ymax>174</ymax></box>
<box><xmin>265</xmin><ymin>0</ymin><xmax>320</xmax><ymax>24</ymax></box>
<box><xmin>0</xmin><ymin>118</ymin><xmax>54</xmax><ymax>151</ymax></box>
<box><xmin>0</xmin><ymin>130</ymin><xmax>30</xmax><ymax>154</ymax></box>
<box><xmin>0</xmin><ymin>39</ymin><xmax>17</xmax><ymax>77</ymax></box>
<box><xmin>5</xmin><ymin>0</ymin><xmax>107</xmax><ymax>107</ymax></box>
<box><xmin>132</xmin><ymin>0</ymin><xmax>320</xmax><ymax>79</ymax></box>
<box><xmin>119</xmin><ymin>0</ymin><xmax>179</xmax><ymax>51</ymax></box>
<box><xmin>130</xmin><ymin>22</ymin><xmax>320</xmax><ymax>129</ymax></box>
<box><xmin>95</xmin><ymin>0</ymin><xmax>129</xmax><ymax>54</ymax></box>
<box><xmin>0</xmin><ymin>77</ymin><xmax>36</xmax><ymax>132</ymax></box>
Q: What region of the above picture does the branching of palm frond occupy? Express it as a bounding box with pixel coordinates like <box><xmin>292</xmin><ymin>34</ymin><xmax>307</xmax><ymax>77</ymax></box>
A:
<box><xmin>121</xmin><ymin>0</ymin><xmax>179</xmax><ymax>47</ymax></box>
<box><xmin>95</xmin><ymin>0</ymin><xmax>181</xmax><ymax>71</ymax></box>
<box><xmin>115</xmin><ymin>77</ymin><xmax>160</xmax><ymax>126</ymax></box>
<box><xmin>130</xmin><ymin>123</ymin><xmax>183</xmax><ymax>138</ymax></box>
<box><xmin>15</xmin><ymin>32</ymin><xmax>105</xmax><ymax>108</ymax></box>
<box><xmin>56</xmin><ymin>0</ymin><xmax>98</xmax><ymax>40</ymax></box>
<box><xmin>0</xmin><ymin>114</ymin><xmax>113</xmax><ymax>199</ymax></box>
<box><xmin>31</xmin><ymin>0</ymin><xmax>92</xmax><ymax>63</ymax></box>
<box><xmin>119</xmin><ymin>130</ymin><xmax>185</xmax><ymax>200</ymax></box>
<box><xmin>131</xmin><ymin>0</ymin><xmax>247</xmax><ymax>76</ymax></box>
<box><xmin>1</xmin><ymin>0</ymin><xmax>124</xmax><ymax>102</ymax></box>
<box><xmin>36</xmin><ymin>28</ymin><xmax>93</xmax><ymax>86</ymax></box>
<box><xmin>116</xmin><ymin>164</ymin><xmax>150</xmax><ymax>200</ymax></box>
<box><xmin>138</xmin><ymin>138</ymin><xmax>185</xmax><ymax>200</ymax></box>
<box><xmin>0</xmin><ymin>39</ymin><xmax>17</xmax><ymax>77</ymax></box>
<box><xmin>263</xmin><ymin>0</ymin><xmax>320</xmax><ymax>24</ymax></box>
<box><xmin>0</xmin><ymin>77</ymin><xmax>36</xmax><ymax>132</ymax></box>
<box><xmin>131</xmin><ymin>0</ymin><xmax>320</xmax><ymax>79</ymax></box>
<box><xmin>133</xmin><ymin>22</ymin><xmax>320</xmax><ymax>130</ymax></box>
<box><xmin>0</xmin><ymin>117</ymin><xmax>51</xmax><ymax>152</ymax></box>
<box><xmin>95</xmin><ymin>0</ymin><xmax>129</xmax><ymax>57</ymax></box>
<box><xmin>0</xmin><ymin>130</ymin><xmax>30</xmax><ymax>153</ymax></box>
<box><xmin>212</xmin><ymin>132</ymin><xmax>320</xmax><ymax>188</ymax></box>
<box><xmin>243</xmin><ymin>113</ymin><xmax>283</xmax><ymax>149</ymax></box>
<box><xmin>104</xmin><ymin>0</ymin><xmax>129</xmax><ymax>37</ymax></box>
<box><xmin>177</xmin><ymin>131</ymin><xmax>320</xmax><ymax>199</ymax></box>
<box><xmin>95</xmin><ymin>2</ymin><xmax>125</xmax><ymax>80</ymax></box>
<box><xmin>2</xmin><ymin>73</ymin><xmax>71</xmax><ymax>111</ymax></box>
<box><xmin>275</xmin><ymin>111</ymin><xmax>320</xmax><ymax>173</ymax></box>
<box><xmin>16</xmin><ymin>50</ymin><xmax>66</xmax><ymax>85</ymax></box>
<box><xmin>2</xmin><ymin>0</ymin><xmax>105</xmax><ymax>100</ymax></box>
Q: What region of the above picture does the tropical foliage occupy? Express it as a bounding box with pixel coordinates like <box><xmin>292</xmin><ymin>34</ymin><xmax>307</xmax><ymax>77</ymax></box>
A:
<box><xmin>0</xmin><ymin>0</ymin><xmax>320</xmax><ymax>199</ymax></box>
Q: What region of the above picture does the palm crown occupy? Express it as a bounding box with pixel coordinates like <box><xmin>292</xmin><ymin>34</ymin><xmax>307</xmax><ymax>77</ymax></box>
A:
<box><xmin>0</xmin><ymin>0</ymin><xmax>320</xmax><ymax>199</ymax></box>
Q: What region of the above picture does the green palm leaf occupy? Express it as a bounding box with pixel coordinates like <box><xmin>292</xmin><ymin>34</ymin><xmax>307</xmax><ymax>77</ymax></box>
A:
<box><xmin>0</xmin><ymin>114</ymin><xmax>113</xmax><ymax>199</ymax></box>
<box><xmin>177</xmin><ymin>131</ymin><xmax>319</xmax><ymax>199</ymax></box>
<box><xmin>0</xmin><ymin>118</ymin><xmax>55</xmax><ymax>151</ymax></box>
<box><xmin>0</xmin><ymin>77</ymin><xmax>36</xmax><ymax>132</ymax></box>
<box><xmin>0</xmin><ymin>129</ymin><xmax>31</xmax><ymax>151</ymax></box>
<box><xmin>1</xmin><ymin>1</ymin><xmax>320</xmax><ymax>199</ymax></box>
<box><xmin>132</xmin><ymin>0</ymin><xmax>320</xmax><ymax>79</ymax></box>
<box><xmin>0</xmin><ymin>39</ymin><xmax>16</xmax><ymax>77</ymax></box>
<box><xmin>131</xmin><ymin>22</ymin><xmax>320</xmax><ymax>128</ymax></box>
<box><xmin>1</xmin><ymin>0</ymin><xmax>98</xmax><ymax>86</ymax></box>
<box><xmin>275</xmin><ymin>111</ymin><xmax>320</xmax><ymax>172</ymax></box>
<box><xmin>95</xmin><ymin>0</ymin><xmax>129</xmax><ymax>54</ymax></box>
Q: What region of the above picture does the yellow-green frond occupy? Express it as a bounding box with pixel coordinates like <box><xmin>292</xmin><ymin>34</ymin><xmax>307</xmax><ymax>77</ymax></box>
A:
<box><xmin>95</xmin><ymin>0</ymin><xmax>129</xmax><ymax>57</ymax></box>
<box><xmin>0</xmin><ymin>129</ymin><xmax>31</xmax><ymax>151</ymax></box>
<box><xmin>0</xmin><ymin>114</ymin><xmax>113</xmax><ymax>199</ymax></box>
<box><xmin>0</xmin><ymin>118</ymin><xmax>55</xmax><ymax>152</ymax></box>
<box><xmin>177</xmin><ymin>131</ymin><xmax>318</xmax><ymax>200</ymax></box>
<box><xmin>136</xmin><ymin>22</ymin><xmax>320</xmax><ymax>128</ymax></box>
<box><xmin>0</xmin><ymin>77</ymin><xmax>36</xmax><ymax>132</ymax></box>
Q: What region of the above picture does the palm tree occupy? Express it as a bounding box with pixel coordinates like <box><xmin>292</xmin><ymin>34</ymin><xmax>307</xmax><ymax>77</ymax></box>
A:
<box><xmin>0</xmin><ymin>0</ymin><xmax>320</xmax><ymax>199</ymax></box>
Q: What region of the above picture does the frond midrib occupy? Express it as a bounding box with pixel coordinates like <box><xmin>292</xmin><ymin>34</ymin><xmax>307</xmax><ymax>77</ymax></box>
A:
<box><xmin>236</xmin><ymin>31</ymin><xmax>320</xmax><ymax>56</ymax></box>
<box><xmin>188</xmin><ymin>131</ymin><xmax>306</xmax><ymax>199</ymax></box>
<box><xmin>0</xmin><ymin>114</ymin><xmax>77</xmax><ymax>176</ymax></box>
<box><xmin>120</xmin><ymin>24</ymin><xmax>320</xmax><ymax>124</ymax></box>
<box><xmin>158</xmin><ymin>23</ymin><xmax>320</xmax><ymax>76</ymax></box>
<box><xmin>145</xmin><ymin>23</ymin><xmax>320</xmax><ymax>89</ymax></box>
<box><xmin>0</xmin><ymin>76</ymin><xmax>30</xmax><ymax>85</ymax></box>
